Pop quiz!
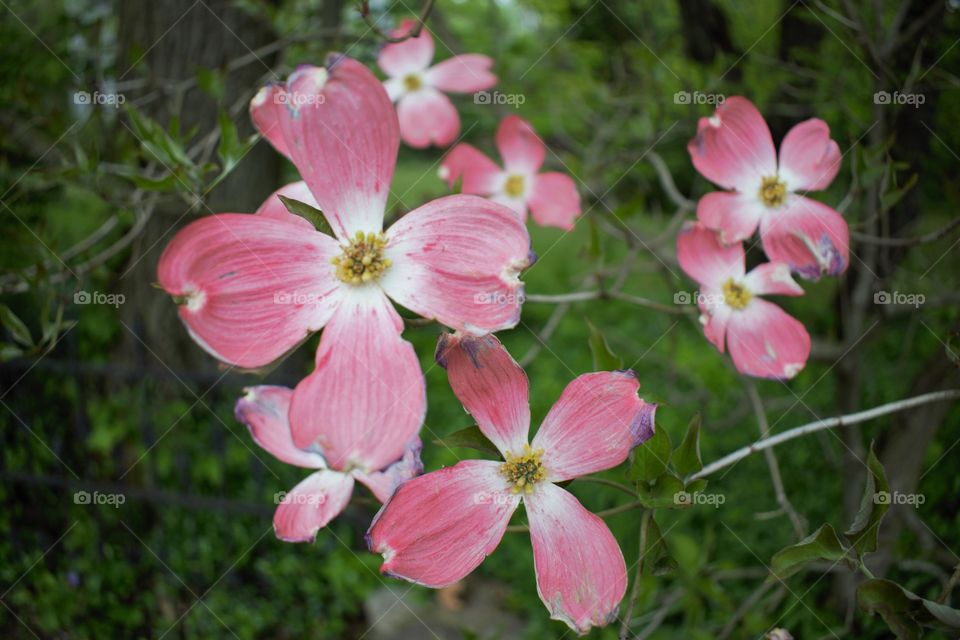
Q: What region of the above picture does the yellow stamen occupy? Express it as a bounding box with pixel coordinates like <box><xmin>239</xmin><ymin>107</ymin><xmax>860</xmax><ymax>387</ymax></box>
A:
<box><xmin>722</xmin><ymin>278</ymin><xmax>752</xmax><ymax>309</ymax></box>
<box><xmin>758</xmin><ymin>175</ymin><xmax>787</xmax><ymax>208</ymax></box>
<box><xmin>503</xmin><ymin>174</ymin><xmax>525</xmax><ymax>198</ymax></box>
<box><xmin>500</xmin><ymin>444</ymin><xmax>546</xmax><ymax>494</ymax></box>
<box><xmin>403</xmin><ymin>74</ymin><xmax>422</xmax><ymax>92</ymax></box>
<box><xmin>332</xmin><ymin>231</ymin><xmax>391</xmax><ymax>285</ymax></box>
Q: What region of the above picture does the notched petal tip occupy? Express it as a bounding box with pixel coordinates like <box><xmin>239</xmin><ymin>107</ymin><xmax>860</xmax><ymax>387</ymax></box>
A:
<box><xmin>324</xmin><ymin>51</ymin><xmax>346</xmax><ymax>70</ymax></box>
<box><xmin>630</xmin><ymin>402</ymin><xmax>657</xmax><ymax>445</ymax></box>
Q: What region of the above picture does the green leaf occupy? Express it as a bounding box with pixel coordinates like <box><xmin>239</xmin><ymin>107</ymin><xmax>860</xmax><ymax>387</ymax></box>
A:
<box><xmin>0</xmin><ymin>304</ymin><xmax>33</xmax><ymax>347</ymax></box>
<box><xmin>769</xmin><ymin>523</ymin><xmax>852</xmax><ymax>582</ymax></box>
<box><xmin>586</xmin><ymin>319</ymin><xmax>623</xmax><ymax>370</ymax></box>
<box><xmin>880</xmin><ymin>172</ymin><xmax>918</xmax><ymax>211</ymax></box>
<box><xmin>216</xmin><ymin>110</ymin><xmax>256</xmax><ymax>178</ymax></box>
<box><xmin>196</xmin><ymin>66</ymin><xmax>225</xmax><ymax>100</ymax></box>
<box><xmin>844</xmin><ymin>441</ymin><xmax>890</xmax><ymax>556</ymax></box>
<box><xmin>628</xmin><ymin>423</ymin><xmax>671</xmax><ymax>483</ymax></box>
<box><xmin>433</xmin><ymin>425</ymin><xmax>501</xmax><ymax>458</ymax></box>
<box><xmin>673</xmin><ymin>413</ymin><xmax>702</xmax><ymax>476</ymax></box>
<box><xmin>637</xmin><ymin>472</ymin><xmax>685</xmax><ymax>509</ymax></box>
<box><xmin>858</xmin><ymin>578</ymin><xmax>960</xmax><ymax>639</ymax></box>
<box><xmin>643</xmin><ymin>514</ymin><xmax>677</xmax><ymax>576</ymax></box>
<box><xmin>277</xmin><ymin>195</ymin><xmax>334</xmax><ymax>236</ymax></box>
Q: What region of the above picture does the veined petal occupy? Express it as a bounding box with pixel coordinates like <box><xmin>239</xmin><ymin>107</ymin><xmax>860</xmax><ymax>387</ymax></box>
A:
<box><xmin>367</xmin><ymin>460</ymin><xmax>517</xmax><ymax>587</ymax></box>
<box><xmin>157</xmin><ymin>214</ymin><xmax>342</xmax><ymax>368</ymax></box>
<box><xmin>377</xmin><ymin>19</ymin><xmax>434</xmax><ymax>77</ymax></box>
<box><xmin>701</xmin><ymin>304</ymin><xmax>732</xmax><ymax>354</ymax></box>
<box><xmin>496</xmin><ymin>115</ymin><xmax>545</xmax><ymax>175</ymax></box>
<box><xmin>424</xmin><ymin>54</ymin><xmax>497</xmax><ymax>93</ymax></box>
<box><xmin>439</xmin><ymin>143</ymin><xmax>503</xmax><ymax>195</ymax></box>
<box><xmin>525</xmin><ymin>482</ymin><xmax>627</xmax><ymax>635</ymax></box>
<box><xmin>696</xmin><ymin>190</ymin><xmax>764</xmax><ymax>244</ymax></box>
<box><xmin>397</xmin><ymin>89</ymin><xmax>460</xmax><ymax>148</ymax></box>
<box><xmin>274</xmin><ymin>470</ymin><xmax>354</xmax><ymax>543</ymax></box>
<box><xmin>726</xmin><ymin>299</ymin><xmax>811</xmax><ymax>380</ymax></box>
<box><xmin>688</xmin><ymin>96</ymin><xmax>776</xmax><ymax>191</ymax></box>
<box><xmin>532</xmin><ymin>371</ymin><xmax>654</xmax><ymax>481</ymax></box>
<box><xmin>435</xmin><ymin>333</ymin><xmax>531</xmax><ymax>456</ymax></box>
<box><xmin>353</xmin><ymin>437</ymin><xmax>424</xmax><ymax>503</ymax></box>
<box><xmin>289</xmin><ymin>288</ymin><xmax>425</xmax><ymax>471</ymax></box>
<box><xmin>249</xmin><ymin>83</ymin><xmax>291</xmax><ymax>159</ymax></box>
<box><xmin>743</xmin><ymin>262</ymin><xmax>804</xmax><ymax>297</ymax></box>
<box><xmin>255</xmin><ymin>180</ymin><xmax>319</xmax><ymax>230</ymax></box>
<box><xmin>528</xmin><ymin>172</ymin><xmax>581</xmax><ymax>230</ymax></box>
<box><xmin>235</xmin><ymin>386</ymin><xmax>326</xmax><ymax>469</ymax></box>
<box><xmin>381</xmin><ymin>195</ymin><xmax>531</xmax><ymax>334</ymax></box>
<box><xmin>676</xmin><ymin>221</ymin><xmax>746</xmax><ymax>291</ymax></box>
<box><xmin>778</xmin><ymin>119</ymin><xmax>841</xmax><ymax>192</ymax></box>
<box><xmin>759</xmin><ymin>195</ymin><xmax>849</xmax><ymax>279</ymax></box>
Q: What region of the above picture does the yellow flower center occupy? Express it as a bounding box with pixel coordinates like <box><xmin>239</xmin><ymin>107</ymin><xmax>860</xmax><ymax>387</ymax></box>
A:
<box><xmin>722</xmin><ymin>278</ymin><xmax>752</xmax><ymax>310</ymax></box>
<box><xmin>758</xmin><ymin>175</ymin><xmax>787</xmax><ymax>208</ymax></box>
<box><xmin>500</xmin><ymin>444</ymin><xmax>546</xmax><ymax>494</ymax></box>
<box><xmin>503</xmin><ymin>174</ymin><xmax>525</xmax><ymax>198</ymax></box>
<box><xmin>403</xmin><ymin>74</ymin><xmax>422</xmax><ymax>92</ymax></box>
<box><xmin>331</xmin><ymin>231</ymin><xmax>392</xmax><ymax>285</ymax></box>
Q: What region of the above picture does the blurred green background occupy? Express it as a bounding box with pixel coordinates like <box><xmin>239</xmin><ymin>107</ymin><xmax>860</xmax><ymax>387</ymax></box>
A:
<box><xmin>2</xmin><ymin>0</ymin><xmax>959</xmax><ymax>638</ymax></box>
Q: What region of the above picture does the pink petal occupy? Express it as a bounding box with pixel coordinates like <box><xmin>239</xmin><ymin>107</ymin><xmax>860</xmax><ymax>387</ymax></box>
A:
<box><xmin>688</xmin><ymin>96</ymin><xmax>777</xmax><ymax>191</ymax></box>
<box><xmin>255</xmin><ymin>180</ymin><xmax>319</xmax><ymax>231</ymax></box>
<box><xmin>778</xmin><ymin>119</ymin><xmax>842</xmax><ymax>192</ymax></box>
<box><xmin>743</xmin><ymin>262</ymin><xmax>804</xmax><ymax>297</ymax></box>
<box><xmin>525</xmin><ymin>482</ymin><xmax>627</xmax><ymax>634</ymax></box>
<box><xmin>435</xmin><ymin>333</ymin><xmax>531</xmax><ymax>456</ymax></box>
<box><xmin>528</xmin><ymin>172</ymin><xmax>581</xmax><ymax>230</ymax></box>
<box><xmin>726</xmin><ymin>299</ymin><xmax>811</xmax><ymax>379</ymax></box>
<box><xmin>531</xmin><ymin>371</ymin><xmax>655</xmax><ymax>481</ymax></box>
<box><xmin>696</xmin><ymin>190</ymin><xmax>764</xmax><ymax>244</ymax></box>
<box><xmin>367</xmin><ymin>460</ymin><xmax>517</xmax><ymax>587</ymax></box>
<box><xmin>249</xmin><ymin>83</ymin><xmax>291</xmax><ymax>160</ymax></box>
<box><xmin>235</xmin><ymin>386</ymin><xmax>326</xmax><ymax>469</ymax></box>
<box><xmin>759</xmin><ymin>195</ymin><xmax>849</xmax><ymax>279</ymax></box>
<box><xmin>377</xmin><ymin>19</ymin><xmax>435</xmax><ymax>77</ymax></box>
<box><xmin>289</xmin><ymin>289</ymin><xmax>425</xmax><ymax>472</ymax></box>
<box><xmin>381</xmin><ymin>194</ymin><xmax>531</xmax><ymax>334</ymax></box>
<box><xmin>491</xmin><ymin>192</ymin><xmax>528</xmax><ymax>220</ymax></box>
<box><xmin>397</xmin><ymin>89</ymin><xmax>460</xmax><ymax>148</ymax></box>
<box><xmin>676</xmin><ymin>221</ymin><xmax>746</xmax><ymax>291</ymax></box>
<box><xmin>274</xmin><ymin>470</ymin><xmax>354</xmax><ymax>543</ymax></box>
<box><xmin>424</xmin><ymin>54</ymin><xmax>497</xmax><ymax>93</ymax></box>
<box><xmin>439</xmin><ymin>143</ymin><xmax>503</xmax><ymax>195</ymax></box>
<box><xmin>250</xmin><ymin>57</ymin><xmax>399</xmax><ymax>240</ymax></box>
<box><xmin>353</xmin><ymin>437</ymin><xmax>424</xmax><ymax>503</ymax></box>
<box><xmin>701</xmin><ymin>304</ymin><xmax>732</xmax><ymax>354</ymax></box>
<box><xmin>496</xmin><ymin>115</ymin><xmax>545</xmax><ymax>175</ymax></box>
<box><xmin>157</xmin><ymin>214</ymin><xmax>342</xmax><ymax>368</ymax></box>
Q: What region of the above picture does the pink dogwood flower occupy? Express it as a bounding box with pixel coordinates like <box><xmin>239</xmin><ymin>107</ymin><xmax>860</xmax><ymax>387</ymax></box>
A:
<box><xmin>367</xmin><ymin>333</ymin><xmax>656</xmax><ymax>634</ymax></box>
<box><xmin>440</xmin><ymin>115</ymin><xmax>582</xmax><ymax>230</ymax></box>
<box><xmin>158</xmin><ymin>55</ymin><xmax>531</xmax><ymax>474</ymax></box>
<box><xmin>688</xmin><ymin>96</ymin><xmax>848</xmax><ymax>279</ymax></box>
<box><xmin>378</xmin><ymin>18</ymin><xmax>497</xmax><ymax>148</ymax></box>
<box><xmin>677</xmin><ymin>222</ymin><xmax>811</xmax><ymax>379</ymax></box>
<box><xmin>235</xmin><ymin>386</ymin><xmax>422</xmax><ymax>542</ymax></box>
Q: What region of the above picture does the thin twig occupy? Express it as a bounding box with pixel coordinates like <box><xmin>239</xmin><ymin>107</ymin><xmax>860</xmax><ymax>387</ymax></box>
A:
<box><xmin>619</xmin><ymin>509</ymin><xmax>651</xmax><ymax>640</ymax></box>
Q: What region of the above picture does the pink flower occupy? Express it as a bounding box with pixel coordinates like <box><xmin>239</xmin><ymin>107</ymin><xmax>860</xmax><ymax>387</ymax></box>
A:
<box><xmin>367</xmin><ymin>333</ymin><xmax>656</xmax><ymax>634</ymax></box>
<box><xmin>378</xmin><ymin>18</ymin><xmax>496</xmax><ymax>148</ymax></box>
<box><xmin>235</xmin><ymin>386</ymin><xmax>422</xmax><ymax>542</ymax></box>
<box><xmin>158</xmin><ymin>55</ymin><xmax>531</xmax><ymax>474</ymax></box>
<box><xmin>688</xmin><ymin>96</ymin><xmax>848</xmax><ymax>279</ymax></box>
<box><xmin>440</xmin><ymin>115</ymin><xmax>582</xmax><ymax>230</ymax></box>
<box><xmin>677</xmin><ymin>222</ymin><xmax>811</xmax><ymax>379</ymax></box>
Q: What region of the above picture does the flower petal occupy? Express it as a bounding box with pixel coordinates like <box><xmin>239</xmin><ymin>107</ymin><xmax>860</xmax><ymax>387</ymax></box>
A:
<box><xmin>424</xmin><ymin>54</ymin><xmax>497</xmax><ymax>93</ymax></box>
<box><xmin>289</xmin><ymin>288</ymin><xmax>425</xmax><ymax>472</ymax></box>
<box><xmin>676</xmin><ymin>221</ymin><xmax>745</xmax><ymax>291</ymax></box>
<box><xmin>701</xmin><ymin>305</ymin><xmax>732</xmax><ymax>354</ymax></box>
<box><xmin>250</xmin><ymin>57</ymin><xmax>399</xmax><ymax>240</ymax></box>
<box><xmin>157</xmin><ymin>214</ymin><xmax>342</xmax><ymax>368</ymax></box>
<box><xmin>496</xmin><ymin>115</ymin><xmax>545</xmax><ymax>175</ymax></box>
<box><xmin>381</xmin><ymin>195</ymin><xmax>531</xmax><ymax>334</ymax></box>
<box><xmin>688</xmin><ymin>96</ymin><xmax>776</xmax><ymax>191</ymax></box>
<box><xmin>759</xmin><ymin>195</ymin><xmax>849</xmax><ymax>279</ymax></box>
<box><xmin>397</xmin><ymin>89</ymin><xmax>460</xmax><ymax>148</ymax></box>
<box><xmin>696</xmin><ymin>190</ymin><xmax>764</xmax><ymax>244</ymax></box>
<box><xmin>528</xmin><ymin>172</ymin><xmax>581</xmax><ymax>230</ymax></box>
<box><xmin>274</xmin><ymin>470</ymin><xmax>354</xmax><ymax>543</ymax></box>
<box><xmin>255</xmin><ymin>180</ymin><xmax>319</xmax><ymax>230</ymax></box>
<box><xmin>353</xmin><ymin>437</ymin><xmax>424</xmax><ymax>503</ymax></box>
<box><xmin>525</xmin><ymin>482</ymin><xmax>627</xmax><ymax>635</ymax></box>
<box><xmin>377</xmin><ymin>19</ymin><xmax>435</xmax><ymax>77</ymax></box>
<box><xmin>249</xmin><ymin>83</ymin><xmax>292</xmax><ymax>159</ymax></box>
<box><xmin>435</xmin><ymin>333</ymin><xmax>530</xmax><ymax>456</ymax></box>
<box><xmin>726</xmin><ymin>299</ymin><xmax>811</xmax><ymax>380</ymax></box>
<box><xmin>778</xmin><ymin>119</ymin><xmax>842</xmax><ymax>192</ymax></box>
<box><xmin>532</xmin><ymin>371</ymin><xmax>654</xmax><ymax>481</ymax></box>
<box><xmin>743</xmin><ymin>262</ymin><xmax>804</xmax><ymax>297</ymax></box>
<box><xmin>439</xmin><ymin>143</ymin><xmax>503</xmax><ymax>195</ymax></box>
<box><xmin>367</xmin><ymin>460</ymin><xmax>517</xmax><ymax>587</ymax></box>
<box><xmin>235</xmin><ymin>386</ymin><xmax>326</xmax><ymax>469</ymax></box>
